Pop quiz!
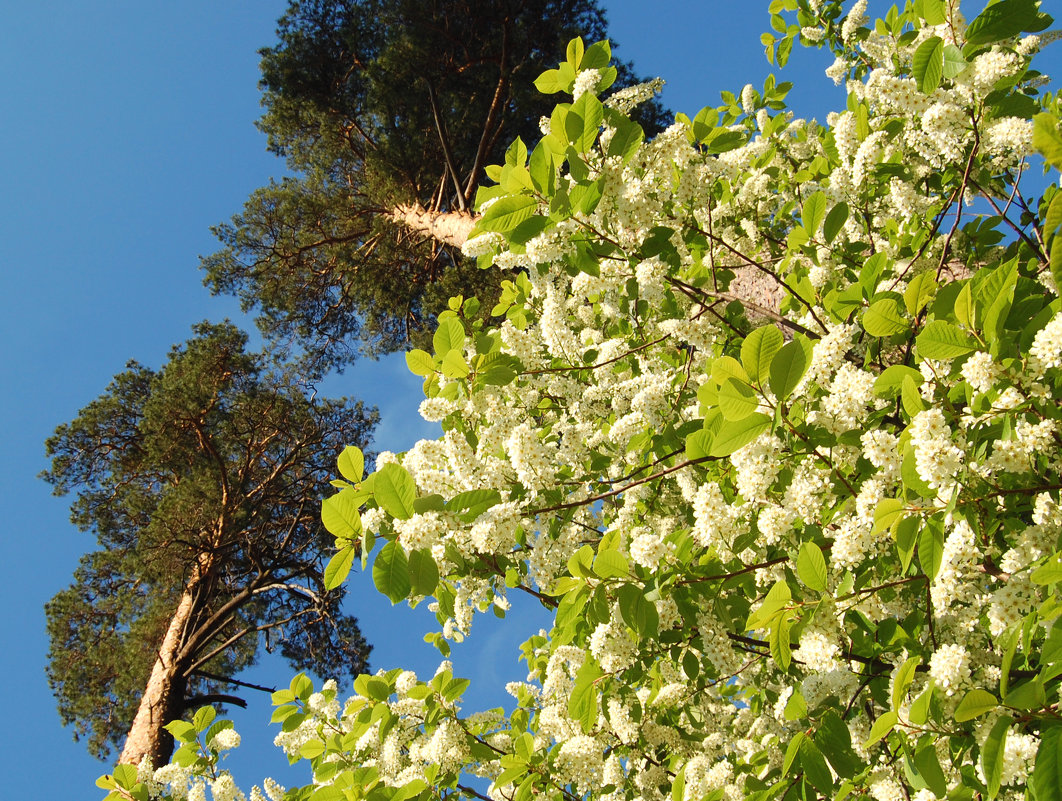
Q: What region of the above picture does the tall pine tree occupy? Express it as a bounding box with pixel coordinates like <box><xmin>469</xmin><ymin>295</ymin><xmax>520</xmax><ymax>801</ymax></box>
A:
<box><xmin>203</xmin><ymin>0</ymin><xmax>667</xmax><ymax>370</ymax></box>
<box><xmin>44</xmin><ymin>323</ymin><xmax>376</xmax><ymax>767</ymax></box>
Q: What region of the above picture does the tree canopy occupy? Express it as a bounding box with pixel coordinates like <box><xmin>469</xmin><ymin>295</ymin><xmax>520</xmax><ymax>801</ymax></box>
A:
<box><xmin>203</xmin><ymin>0</ymin><xmax>667</xmax><ymax>371</ymax></box>
<box><xmin>44</xmin><ymin>322</ymin><xmax>376</xmax><ymax>764</ymax></box>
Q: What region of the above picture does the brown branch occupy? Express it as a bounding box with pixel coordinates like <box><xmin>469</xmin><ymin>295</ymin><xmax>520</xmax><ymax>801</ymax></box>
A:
<box><xmin>528</xmin><ymin>456</ymin><xmax>713</xmax><ymax>516</ymax></box>
<box><xmin>425</xmin><ymin>80</ymin><xmax>467</xmax><ymax>212</ymax></box>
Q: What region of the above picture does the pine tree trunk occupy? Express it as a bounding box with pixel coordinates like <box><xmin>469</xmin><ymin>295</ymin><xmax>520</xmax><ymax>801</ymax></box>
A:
<box><xmin>389</xmin><ymin>203</ymin><xmax>477</xmax><ymax>248</ymax></box>
<box><xmin>117</xmin><ymin>561</ymin><xmax>208</xmax><ymax>768</ymax></box>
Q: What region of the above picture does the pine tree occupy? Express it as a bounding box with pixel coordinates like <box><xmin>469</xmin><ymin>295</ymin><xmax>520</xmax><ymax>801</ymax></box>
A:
<box><xmin>43</xmin><ymin>322</ymin><xmax>376</xmax><ymax>766</ymax></box>
<box><xmin>203</xmin><ymin>0</ymin><xmax>667</xmax><ymax>370</ymax></box>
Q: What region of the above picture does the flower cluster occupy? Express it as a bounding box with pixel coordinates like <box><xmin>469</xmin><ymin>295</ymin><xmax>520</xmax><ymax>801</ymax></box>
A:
<box><xmin>132</xmin><ymin>4</ymin><xmax>1062</xmax><ymax>801</ymax></box>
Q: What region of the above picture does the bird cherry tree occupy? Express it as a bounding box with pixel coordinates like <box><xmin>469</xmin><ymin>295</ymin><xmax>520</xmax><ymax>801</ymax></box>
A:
<box><xmin>101</xmin><ymin>1</ymin><xmax>1062</xmax><ymax>800</ymax></box>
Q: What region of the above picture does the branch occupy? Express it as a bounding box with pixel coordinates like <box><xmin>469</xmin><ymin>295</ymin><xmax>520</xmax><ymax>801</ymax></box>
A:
<box><xmin>191</xmin><ymin>668</ymin><xmax>276</xmax><ymax>694</ymax></box>
<box><xmin>528</xmin><ymin>456</ymin><xmax>714</xmax><ymax>516</ymax></box>
<box><xmin>425</xmin><ymin>80</ymin><xmax>467</xmax><ymax>212</ymax></box>
<box><xmin>182</xmin><ymin>693</ymin><xmax>247</xmax><ymax>710</ymax></box>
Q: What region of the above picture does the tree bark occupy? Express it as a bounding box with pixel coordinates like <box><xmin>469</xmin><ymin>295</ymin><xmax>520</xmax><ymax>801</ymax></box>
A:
<box><xmin>117</xmin><ymin>558</ymin><xmax>211</xmax><ymax>768</ymax></box>
<box><xmin>389</xmin><ymin>203</ymin><xmax>477</xmax><ymax>249</ymax></box>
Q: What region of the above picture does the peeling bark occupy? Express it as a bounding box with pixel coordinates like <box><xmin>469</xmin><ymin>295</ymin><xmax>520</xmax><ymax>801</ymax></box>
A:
<box><xmin>389</xmin><ymin>203</ymin><xmax>477</xmax><ymax>249</ymax></box>
<box><xmin>118</xmin><ymin>558</ymin><xmax>211</xmax><ymax>768</ymax></box>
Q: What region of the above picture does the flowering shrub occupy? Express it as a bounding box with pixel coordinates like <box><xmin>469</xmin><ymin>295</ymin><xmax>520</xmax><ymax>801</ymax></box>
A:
<box><xmin>105</xmin><ymin>1</ymin><xmax>1062</xmax><ymax>800</ymax></box>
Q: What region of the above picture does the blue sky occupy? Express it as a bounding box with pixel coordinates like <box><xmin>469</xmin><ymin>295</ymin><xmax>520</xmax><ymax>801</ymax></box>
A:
<box><xmin>2</xmin><ymin>1</ymin><xmax>1057</xmax><ymax>797</ymax></box>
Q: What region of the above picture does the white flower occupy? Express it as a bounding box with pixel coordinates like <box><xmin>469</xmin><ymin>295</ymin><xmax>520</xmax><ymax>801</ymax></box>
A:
<box><xmin>929</xmin><ymin>643</ymin><xmax>970</xmax><ymax>696</ymax></box>
<box><xmin>208</xmin><ymin>727</ymin><xmax>241</xmax><ymax>752</ymax></box>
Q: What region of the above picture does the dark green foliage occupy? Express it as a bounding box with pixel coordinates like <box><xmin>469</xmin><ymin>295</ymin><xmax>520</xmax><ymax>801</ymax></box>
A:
<box><xmin>43</xmin><ymin>323</ymin><xmax>377</xmax><ymax>759</ymax></box>
<box><xmin>203</xmin><ymin>0</ymin><xmax>668</xmax><ymax>371</ymax></box>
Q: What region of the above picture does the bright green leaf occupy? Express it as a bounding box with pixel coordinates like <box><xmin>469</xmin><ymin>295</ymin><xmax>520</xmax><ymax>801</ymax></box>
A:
<box><xmin>741</xmin><ymin>326</ymin><xmax>784</xmax><ymax>385</ymax></box>
<box><xmin>796</xmin><ymin>541</ymin><xmax>828</xmax><ymax>592</ymax></box>
<box><xmin>769</xmin><ymin>338</ymin><xmax>811</xmax><ymax>401</ymax></box>
<box><xmin>374</xmin><ymin>463</ymin><xmax>416</xmax><ymax>521</ymax></box>
<box><xmin>955</xmin><ymin>688</ymin><xmax>998</xmax><ymax>722</ymax></box>
<box><xmin>408</xmin><ymin>548</ymin><xmax>440</xmax><ymax>597</ymax></box>
<box><xmin>324</xmin><ymin>545</ymin><xmax>355</xmax><ymax>590</ymax></box>
<box><xmin>405</xmin><ymin>349</ymin><xmax>436</xmax><ymax>377</ymax></box>
<box><xmin>373</xmin><ymin>541</ymin><xmax>411</xmax><ymax>604</ymax></box>
<box><xmin>913</xmin><ymin>36</ymin><xmax>944</xmax><ymax>93</ymax></box>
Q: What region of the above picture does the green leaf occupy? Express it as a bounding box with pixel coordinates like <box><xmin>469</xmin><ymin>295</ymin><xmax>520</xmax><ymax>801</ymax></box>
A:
<box><xmin>478</xmin><ymin>353</ymin><xmax>520</xmax><ymax>386</ymax></box>
<box><xmin>566</xmin><ymin>93</ymin><xmax>604</xmax><ymax>152</ymax></box>
<box><xmin>894</xmin><ymin>514</ymin><xmax>920</xmax><ymax>572</ymax></box>
<box><xmin>580</xmin><ymin>39</ymin><xmax>611</xmax><ymax>70</ymax></box>
<box><xmin>982</xmin><ymin>715</ymin><xmax>1011</xmax><ymax>800</ymax></box>
<box><xmin>916</xmin><ymin>320</ymin><xmax>977</xmax><ymax>360</ymax></box>
<box><xmin>909</xmin><ymin>681</ymin><xmax>934</xmax><ymax>725</ymax></box>
<box><xmin>593</xmin><ymin>549</ymin><xmax>629</xmax><ymax>579</ymax></box>
<box><xmin>685</xmin><ymin>428</ymin><xmax>714</xmax><ymax>460</ymax></box>
<box><xmin>747</xmin><ymin>580</ymin><xmax>792</xmax><ymax>630</ymax></box>
<box><xmin>321</xmin><ymin>488</ymin><xmax>363</xmax><ymax>538</ymax></box>
<box><xmin>1033</xmin><ymin>553</ymin><xmax>1062</xmax><ymax>585</ymax></box>
<box><xmin>534</xmin><ymin>68</ymin><xmax>567</xmax><ymax>94</ymax></box>
<box><xmin>617</xmin><ymin>583</ymin><xmax>659</xmax><ymax>637</ymax></box>
<box><xmin>918</xmin><ymin>522</ymin><xmax>944</xmax><ymax>580</ymax></box>
<box><xmin>324</xmin><ymin>545</ymin><xmax>355</xmax><ymax>590</ymax></box>
<box><xmin>913</xmin><ymin>743</ymin><xmax>949</xmax><ymax>798</ymax></box>
<box><xmin>192</xmin><ymin>706</ymin><xmax>216</xmax><ymax>732</ymax></box>
<box><xmin>1004</xmin><ymin>676</ymin><xmax>1045</xmax><ymax>710</ymax></box>
<box><xmin>904</xmin><ymin>273</ymin><xmax>937</xmax><ymax>316</ymax></box>
<box><xmin>865</xmin><ymin>711</ymin><xmax>897</xmax><ymax>748</ymax></box>
<box><xmin>112</xmin><ymin>765</ymin><xmax>140</xmax><ymax>789</ymax></box>
<box><xmin>441</xmin><ymin>350</ymin><xmax>470</xmax><ymax>379</ymax></box>
<box><xmin>711</xmin><ymin>355</ymin><xmax>749</xmax><ymax>385</ymax></box>
<box><xmin>784</xmin><ymin>732</ymin><xmax>806</xmax><ymax>778</ymax></box>
<box><xmin>741</xmin><ymin>326</ymin><xmax>784</xmax><ymax>385</ymax></box>
<box><xmin>918</xmin><ymin>0</ymin><xmax>947</xmax><ymax>24</ymax></box>
<box><xmin>802</xmin><ymin>192</ymin><xmax>827</xmax><ymax>236</ymax></box>
<box><xmin>769</xmin><ymin>338</ymin><xmax>811</xmax><ymax>401</ymax></box>
<box><xmin>823</xmin><ymin>202</ymin><xmax>849</xmax><ymax>244</ymax></box>
<box><xmin>863</xmin><ymin>297</ymin><xmax>909</xmax><ymax>336</ymax></box>
<box><xmin>476</xmin><ymin>195</ymin><xmax>538</xmax><ymax>235</ymax></box>
<box><xmin>373</xmin><ymin>541</ymin><xmax>411</xmax><ymax>604</ymax></box>
<box><xmin>433</xmin><ymin>318</ymin><xmax>466</xmax><ymax>357</ymax></box>
<box><xmin>1032</xmin><ymin>725</ymin><xmax>1062</xmax><ymax>801</ymax></box>
<box><xmin>800</xmin><ymin>737</ymin><xmax>834</xmax><ymax>796</ymax></box>
<box><xmin>769</xmin><ymin>612</ymin><xmax>793</xmax><ymax>670</ymax></box>
<box><xmin>874</xmin><ymin>365</ymin><xmax>923</xmax><ymax>398</ymax></box>
<box><xmin>941</xmin><ymin>43</ymin><xmax>967</xmax><ymax>79</ymax></box>
<box><xmin>913</xmin><ymin>36</ymin><xmax>944</xmax><ymax>93</ymax></box>
<box><xmin>374</xmin><ymin>463</ymin><xmax>416</xmax><ymax>521</ymax></box>
<box><xmin>567</xmin><ymin>656</ymin><xmax>602</xmax><ymax>732</ymax></box>
<box><xmin>407</xmin><ymin>548</ymin><xmax>439</xmax><ymax>597</ymax></box>
<box><xmin>955</xmin><ymin>688</ymin><xmax>998</xmax><ymax>722</ymax></box>
<box><xmin>892</xmin><ymin>656</ymin><xmax>921</xmax><ymax>710</ymax></box>
<box><xmin>446</xmin><ymin>488</ymin><xmax>501</xmax><ymax>516</ymax></box>
<box><xmin>872</xmin><ymin>498</ymin><xmax>906</xmax><ymax>536</ymax></box>
<box><xmin>814</xmin><ymin>710</ymin><xmax>861</xmax><ymax>779</ymax></box>
<box><xmin>405</xmin><ymin>349</ymin><xmax>436</xmax><ymax>377</ymax></box>
<box><xmin>164</xmin><ymin>720</ymin><xmax>197</xmax><ymax>743</ymax></box>
<box><xmin>785</xmin><ymin>689</ymin><xmax>808</xmax><ymax>721</ymax></box>
<box><xmin>965</xmin><ymin>0</ymin><xmax>1050</xmax><ymax>47</ymax></box>
<box><xmin>709</xmin><ymin>413</ymin><xmax>771</xmax><ymax>457</ymax></box>
<box><xmin>607</xmin><ymin>117</ymin><xmax>644</xmax><ymax>163</ymax></box>
<box><xmin>796</xmin><ymin>541</ymin><xmax>828</xmax><ymax>592</ymax></box>
<box><xmin>953</xmin><ymin>282</ymin><xmax>975</xmax><ymax>329</ymax></box>
<box><xmin>567</xmin><ymin>544</ymin><xmax>594</xmax><ymax>578</ymax></box>
<box><xmin>717</xmin><ymin>377</ymin><xmax>760</xmax><ymax>421</ymax></box>
<box><xmin>336</xmin><ymin>445</ymin><xmax>365</xmax><ymax>483</ymax></box>
<box><xmin>901</xmin><ymin>375</ymin><xmax>926</xmax><ymax>417</ymax></box>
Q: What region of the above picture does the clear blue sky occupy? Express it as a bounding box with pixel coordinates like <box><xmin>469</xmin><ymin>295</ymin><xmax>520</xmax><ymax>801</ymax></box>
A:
<box><xmin>2</xmin><ymin>2</ymin><xmax>1056</xmax><ymax>797</ymax></box>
